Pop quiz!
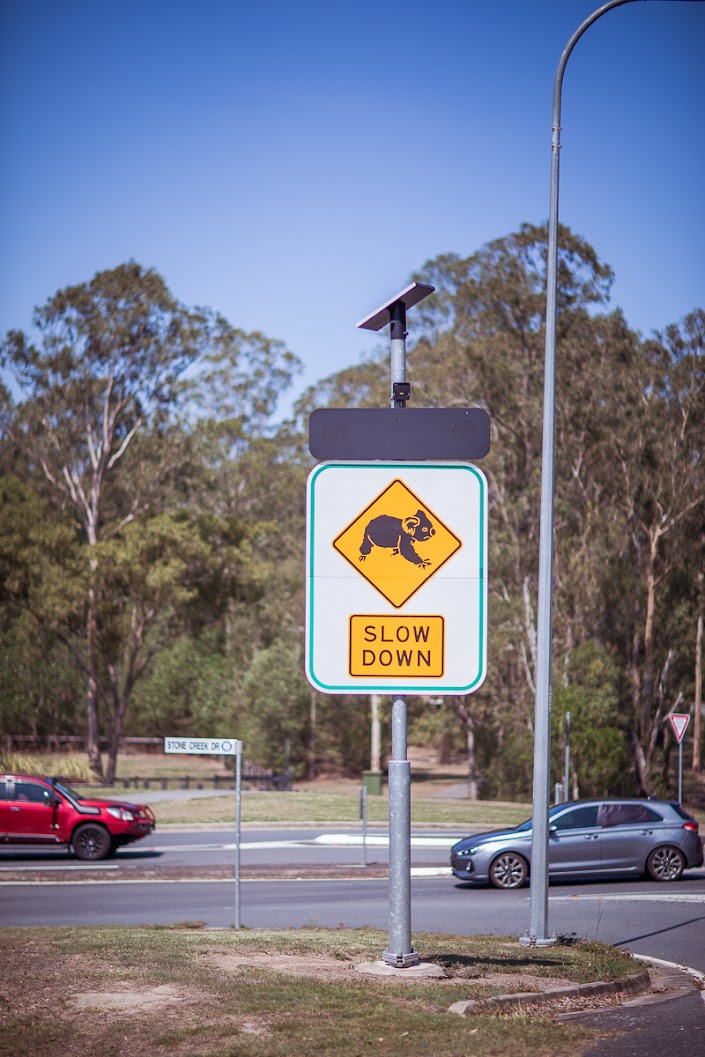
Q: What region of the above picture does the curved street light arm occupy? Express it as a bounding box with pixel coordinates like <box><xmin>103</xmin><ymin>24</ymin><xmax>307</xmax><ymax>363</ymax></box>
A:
<box><xmin>526</xmin><ymin>0</ymin><xmax>705</xmax><ymax>947</ymax></box>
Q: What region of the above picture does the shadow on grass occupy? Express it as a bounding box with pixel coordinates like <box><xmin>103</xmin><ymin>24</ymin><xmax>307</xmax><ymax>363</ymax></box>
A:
<box><xmin>429</xmin><ymin>952</ymin><xmax>567</xmax><ymax>970</ymax></box>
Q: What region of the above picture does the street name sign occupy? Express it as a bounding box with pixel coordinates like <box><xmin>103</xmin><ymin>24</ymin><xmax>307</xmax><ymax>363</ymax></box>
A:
<box><xmin>305</xmin><ymin>461</ymin><xmax>487</xmax><ymax>695</ymax></box>
<box><xmin>163</xmin><ymin>736</ymin><xmax>244</xmax><ymax>928</ymax></box>
<box><xmin>164</xmin><ymin>737</ymin><xmax>242</xmax><ymax>755</ymax></box>
<box><xmin>668</xmin><ymin>713</ymin><xmax>690</xmax><ymax>744</ymax></box>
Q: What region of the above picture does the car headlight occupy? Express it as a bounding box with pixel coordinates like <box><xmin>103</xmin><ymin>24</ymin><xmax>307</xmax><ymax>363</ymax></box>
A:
<box><xmin>106</xmin><ymin>807</ymin><xmax>135</xmax><ymax>821</ymax></box>
<box><xmin>454</xmin><ymin>848</ymin><xmax>473</xmax><ymax>857</ymax></box>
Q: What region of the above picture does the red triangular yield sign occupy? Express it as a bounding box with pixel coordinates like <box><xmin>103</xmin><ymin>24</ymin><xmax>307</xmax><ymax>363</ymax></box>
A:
<box><xmin>668</xmin><ymin>713</ymin><xmax>691</xmax><ymax>743</ymax></box>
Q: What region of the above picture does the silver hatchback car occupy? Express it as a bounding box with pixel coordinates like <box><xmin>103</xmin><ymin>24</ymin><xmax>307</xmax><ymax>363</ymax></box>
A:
<box><xmin>451</xmin><ymin>799</ymin><xmax>704</xmax><ymax>889</ymax></box>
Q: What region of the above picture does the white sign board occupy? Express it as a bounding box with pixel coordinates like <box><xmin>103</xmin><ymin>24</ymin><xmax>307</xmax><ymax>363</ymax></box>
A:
<box><xmin>305</xmin><ymin>461</ymin><xmax>487</xmax><ymax>695</ymax></box>
<box><xmin>668</xmin><ymin>713</ymin><xmax>690</xmax><ymax>744</ymax></box>
<box><xmin>164</xmin><ymin>737</ymin><xmax>242</xmax><ymax>755</ymax></box>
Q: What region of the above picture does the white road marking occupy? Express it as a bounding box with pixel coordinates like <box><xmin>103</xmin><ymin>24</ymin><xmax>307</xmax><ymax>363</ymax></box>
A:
<box><xmin>0</xmin><ymin>863</ymin><xmax>120</xmax><ymax>872</ymax></box>
<box><xmin>550</xmin><ymin>893</ymin><xmax>705</xmax><ymax>903</ymax></box>
<box><xmin>311</xmin><ymin>833</ymin><xmax>460</xmax><ymax>848</ymax></box>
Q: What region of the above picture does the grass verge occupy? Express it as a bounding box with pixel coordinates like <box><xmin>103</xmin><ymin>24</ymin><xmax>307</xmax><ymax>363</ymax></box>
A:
<box><xmin>0</xmin><ymin>926</ymin><xmax>635</xmax><ymax>1057</ymax></box>
<box><xmin>70</xmin><ymin>789</ymin><xmax>531</xmax><ymax>827</ymax></box>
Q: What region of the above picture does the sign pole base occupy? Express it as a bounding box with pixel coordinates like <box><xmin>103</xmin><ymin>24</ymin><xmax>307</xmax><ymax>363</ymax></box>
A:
<box><xmin>383</xmin><ymin>706</ymin><xmax>419</xmax><ymax>969</ymax></box>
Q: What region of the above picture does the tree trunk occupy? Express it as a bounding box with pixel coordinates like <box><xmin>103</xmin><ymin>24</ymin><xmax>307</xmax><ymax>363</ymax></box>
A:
<box><xmin>105</xmin><ymin>688</ymin><xmax>131</xmax><ymax>786</ymax></box>
<box><xmin>85</xmin><ymin>580</ymin><xmax>104</xmax><ymax>781</ymax></box>
<box><xmin>370</xmin><ymin>694</ymin><xmax>381</xmax><ymax>773</ymax></box>
<box><xmin>640</xmin><ymin>535</ymin><xmax>659</xmax><ymax>767</ymax></box>
<box><xmin>629</xmin><ymin>726</ymin><xmax>651</xmax><ymax>795</ymax></box>
<box><xmin>694</xmin><ymin>612</ymin><xmax>703</xmax><ymax>773</ymax></box>
<box><xmin>466</xmin><ymin>714</ymin><xmax>478</xmax><ymax>801</ymax></box>
<box><xmin>309</xmin><ymin>689</ymin><xmax>317</xmax><ymax>780</ymax></box>
<box><xmin>452</xmin><ymin>697</ymin><xmax>478</xmax><ymax>800</ymax></box>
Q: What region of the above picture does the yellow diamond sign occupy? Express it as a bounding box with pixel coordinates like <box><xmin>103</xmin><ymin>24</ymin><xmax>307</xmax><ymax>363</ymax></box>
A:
<box><xmin>332</xmin><ymin>478</ymin><xmax>461</xmax><ymax>608</ymax></box>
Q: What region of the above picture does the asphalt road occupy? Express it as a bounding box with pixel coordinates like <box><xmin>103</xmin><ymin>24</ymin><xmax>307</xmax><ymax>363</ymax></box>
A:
<box><xmin>2</xmin><ymin>875</ymin><xmax>705</xmax><ymax>970</ymax></box>
<box><xmin>0</xmin><ymin>827</ymin><xmax>459</xmax><ymax>869</ymax></box>
<box><xmin>2</xmin><ymin>828</ymin><xmax>705</xmax><ymax>973</ymax></box>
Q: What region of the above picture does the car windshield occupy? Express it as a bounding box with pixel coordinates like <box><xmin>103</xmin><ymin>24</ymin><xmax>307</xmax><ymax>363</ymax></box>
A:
<box><xmin>53</xmin><ymin>780</ymin><xmax>82</xmax><ymax>801</ymax></box>
<box><xmin>515</xmin><ymin>805</ymin><xmax>569</xmax><ymax>832</ymax></box>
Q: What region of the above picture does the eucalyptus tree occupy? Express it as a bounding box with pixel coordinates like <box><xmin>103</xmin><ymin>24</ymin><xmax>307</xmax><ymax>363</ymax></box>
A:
<box><xmin>0</xmin><ymin>477</ymin><xmax>86</xmax><ymax>742</ymax></box>
<box><xmin>598</xmin><ymin>311</ymin><xmax>705</xmax><ymax>791</ymax></box>
<box><xmin>0</xmin><ymin>264</ymin><xmax>300</xmax><ymax>781</ymax></box>
<box><xmin>408</xmin><ymin>225</ymin><xmax>617</xmax><ymax>787</ymax></box>
<box><xmin>1</xmin><ymin>263</ymin><xmax>207</xmax><ymax>775</ymax></box>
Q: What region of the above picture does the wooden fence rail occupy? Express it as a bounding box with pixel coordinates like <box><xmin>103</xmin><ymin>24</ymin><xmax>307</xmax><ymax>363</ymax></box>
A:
<box><xmin>108</xmin><ymin>773</ymin><xmax>292</xmax><ymax>792</ymax></box>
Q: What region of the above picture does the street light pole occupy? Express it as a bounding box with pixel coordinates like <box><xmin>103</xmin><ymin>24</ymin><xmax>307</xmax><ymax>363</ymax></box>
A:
<box><xmin>524</xmin><ymin>0</ymin><xmax>705</xmax><ymax>947</ymax></box>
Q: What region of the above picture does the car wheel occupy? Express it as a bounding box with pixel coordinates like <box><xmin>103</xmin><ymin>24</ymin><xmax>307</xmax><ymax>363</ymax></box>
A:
<box><xmin>489</xmin><ymin>852</ymin><xmax>528</xmax><ymax>889</ymax></box>
<box><xmin>646</xmin><ymin>846</ymin><xmax>685</xmax><ymax>882</ymax></box>
<box><xmin>71</xmin><ymin>823</ymin><xmax>112</xmax><ymax>861</ymax></box>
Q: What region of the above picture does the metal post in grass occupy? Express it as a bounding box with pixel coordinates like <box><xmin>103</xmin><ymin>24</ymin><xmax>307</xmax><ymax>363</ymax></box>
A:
<box><xmin>234</xmin><ymin>743</ymin><xmax>242</xmax><ymax>929</ymax></box>
<box><xmin>360</xmin><ymin>785</ymin><xmax>368</xmax><ymax>867</ymax></box>
<box><xmin>564</xmin><ymin>711</ymin><xmax>571</xmax><ymax>802</ymax></box>
<box><xmin>356</xmin><ymin>283</ymin><xmax>434</xmax><ymax>968</ymax></box>
<box><xmin>523</xmin><ymin>0</ymin><xmax>705</xmax><ymax>947</ymax></box>
<box><xmin>385</xmin><ymin>298</ymin><xmax>417</xmax><ymax>967</ymax></box>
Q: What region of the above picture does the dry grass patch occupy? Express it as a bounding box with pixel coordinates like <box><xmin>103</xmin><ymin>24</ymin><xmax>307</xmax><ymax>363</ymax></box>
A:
<box><xmin>0</xmin><ymin>926</ymin><xmax>638</xmax><ymax>1057</ymax></box>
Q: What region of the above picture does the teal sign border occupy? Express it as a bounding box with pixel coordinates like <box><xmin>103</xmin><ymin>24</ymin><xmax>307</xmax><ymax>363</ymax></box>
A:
<box><xmin>306</xmin><ymin>462</ymin><xmax>486</xmax><ymax>694</ymax></box>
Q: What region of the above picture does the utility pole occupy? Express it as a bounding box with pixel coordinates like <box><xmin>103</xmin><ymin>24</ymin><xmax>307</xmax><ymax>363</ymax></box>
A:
<box><xmin>564</xmin><ymin>711</ymin><xmax>571</xmax><ymax>801</ymax></box>
<box><xmin>523</xmin><ymin>0</ymin><xmax>705</xmax><ymax>947</ymax></box>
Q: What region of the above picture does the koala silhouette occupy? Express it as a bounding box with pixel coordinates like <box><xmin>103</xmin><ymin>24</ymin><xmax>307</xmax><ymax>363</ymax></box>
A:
<box><xmin>359</xmin><ymin>510</ymin><xmax>435</xmax><ymax>567</ymax></box>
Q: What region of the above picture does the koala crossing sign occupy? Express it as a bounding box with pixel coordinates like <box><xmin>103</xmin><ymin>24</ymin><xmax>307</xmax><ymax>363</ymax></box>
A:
<box><xmin>332</xmin><ymin>478</ymin><xmax>461</xmax><ymax>608</ymax></box>
<box><xmin>305</xmin><ymin>462</ymin><xmax>487</xmax><ymax>695</ymax></box>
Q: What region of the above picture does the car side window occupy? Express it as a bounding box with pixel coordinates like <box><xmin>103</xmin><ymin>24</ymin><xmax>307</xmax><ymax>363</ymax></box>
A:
<box><xmin>14</xmin><ymin>781</ymin><xmax>52</xmax><ymax>805</ymax></box>
<box><xmin>598</xmin><ymin>803</ymin><xmax>663</xmax><ymax>827</ymax></box>
<box><xmin>553</xmin><ymin>806</ymin><xmax>599</xmax><ymax>830</ymax></box>
<box><xmin>0</xmin><ymin>780</ymin><xmax>7</xmax><ymax>800</ymax></box>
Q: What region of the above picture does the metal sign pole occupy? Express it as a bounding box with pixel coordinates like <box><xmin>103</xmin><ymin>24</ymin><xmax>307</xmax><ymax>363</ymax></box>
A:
<box><xmin>678</xmin><ymin>741</ymin><xmax>683</xmax><ymax>805</ymax></box>
<box><xmin>360</xmin><ymin>785</ymin><xmax>368</xmax><ymax>867</ymax></box>
<box><xmin>667</xmin><ymin>713</ymin><xmax>690</xmax><ymax>803</ymax></box>
<box><xmin>234</xmin><ymin>745</ymin><xmax>242</xmax><ymax>929</ymax></box>
<box><xmin>525</xmin><ymin>0</ymin><xmax>649</xmax><ymax>950</ymax></box>
<box><xmin>564</xmin><ymin>711</ymin><xmax>571</xmax><ymax>801</ymax></box>
<box><xmin>163</xmin><ymin>736</ymin><xmax>243</xmax><ymax>927</ymax></box>
<box><xmin>383</xmin><ymin>299</ymin><xmax>419</xmax><ymax>969</ymax></box>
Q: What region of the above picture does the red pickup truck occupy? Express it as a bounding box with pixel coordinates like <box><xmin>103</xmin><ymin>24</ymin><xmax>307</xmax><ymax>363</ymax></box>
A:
<box><xmin>0</xmin><ymin>773</ymin><xmax>156</xmax><ymax>860</ymax></box>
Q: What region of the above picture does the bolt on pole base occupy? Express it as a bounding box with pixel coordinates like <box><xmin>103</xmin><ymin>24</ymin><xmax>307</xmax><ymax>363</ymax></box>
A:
<box><xmin>519</xmin><ymin>934</ymin><xmax>557</xmax><ymax>948</ymax></box>
<box><xmin>383</xmin><ymin>948</ymin><xmax>421</xmax><ymax>968</ymax></box>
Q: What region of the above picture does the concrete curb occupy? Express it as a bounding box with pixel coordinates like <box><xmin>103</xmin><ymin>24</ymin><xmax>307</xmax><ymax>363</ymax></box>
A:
<box><xmin>447</xmin><ymin>968</ymin><xmax>651</xmax><ymax>1016</ymax></box>
<box><xmin>633</xmin><ymin>952</ymin><xmax>705</xmax><ymax>989</ymax></box>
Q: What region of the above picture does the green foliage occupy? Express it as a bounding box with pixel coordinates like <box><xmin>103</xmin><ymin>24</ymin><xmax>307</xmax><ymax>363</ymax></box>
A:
<box><xmin>241</xmin><ymin>641</ymin><xmax>311</xmax><ymax>776</ymax></box>
<box><xmin>0</xmin><ymin>615</ymin><xmax>84</xmax><ymax>736</ymax></box>
<box><xmin>551</xmin><ymin>643</ymin><xmax>627</xmax><ymax>797</ymax></box>
<box><xmin>0</xmin><ymin>477</ymin><xmax>86</xmax><ymax>625</ymax></box>
<box><xmin>2</xmin><ymin>244</ymin><xmax>703</xmax><ymax>794</ymax></box>
<box><xmin>1</xmin><ymin>263</ymin><xmax>301</xmax><ymax>782</ymax></box>
<box><xmin>129</xmin><ymin>633</ymin><xmax>232</xmax><ymax>737</ymax></box>
<box><xmin>483</xmin><ymin>726</ymin><xmax>535</xmax><ymax>802</ymax></box>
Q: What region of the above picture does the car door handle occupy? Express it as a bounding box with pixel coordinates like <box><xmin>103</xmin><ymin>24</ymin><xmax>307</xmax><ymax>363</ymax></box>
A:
<box><xmin>640</xmin><ymin>829</ymin><xmax>654</xmax><ymax>835</ymax></box>
<box><xmin>10</xmin><ymin>806</ymin><xmax>21</xmax><ymax>812</ymax></box>
<box><xmin>583</xmin><ymin>834</ymin><xmax>598</xmax><ymax>840</ymax></box>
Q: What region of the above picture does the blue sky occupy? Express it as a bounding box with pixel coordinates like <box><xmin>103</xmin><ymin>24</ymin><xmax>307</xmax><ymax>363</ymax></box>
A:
<box><xmin>1</xmin><ymin>0</ymin><xmax>703</xmax><ymax>414</ymax></box>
